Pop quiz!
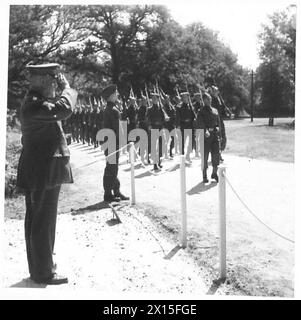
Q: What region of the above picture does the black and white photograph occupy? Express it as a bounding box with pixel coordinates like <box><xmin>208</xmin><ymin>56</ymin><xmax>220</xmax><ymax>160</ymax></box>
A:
<box><xmin>0</xmin><ymin>0</ymin><xmax>299</xmax><ymax>301</ymax></box>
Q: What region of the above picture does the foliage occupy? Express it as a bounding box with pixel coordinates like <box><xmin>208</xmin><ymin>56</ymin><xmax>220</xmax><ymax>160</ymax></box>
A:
<box><xmin>5</xmin><ymin>128</ymin><xmax>22</xmax><ymax>198</ymax></box>
<box><xmin>9</xmin><ymin>5</ymin><xmax>252</xmax><ymax>111</ymax></box>
<box><xmin>256</xmin><ymin>5</ymin><xmax>296</xmax><ymax>114</ymax></box>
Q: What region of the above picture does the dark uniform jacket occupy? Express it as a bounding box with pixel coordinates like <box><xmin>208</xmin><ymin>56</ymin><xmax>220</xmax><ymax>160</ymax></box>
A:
<box><xmin>17</xmin><ymin>88</ymin><xmax>78</xmax><ymax>191</ymax></box>
<box><xmin>164</xmin><ymin>102</ymin><xmax>176</xmax><ymax>131</ymax></box>
<box><xmin>103</xmin><ymin>101</ymin><xmax>121</xmax><ymax>147</ymax></box>
<box><xmin>176</xmin><ymin>103</ymin><xmax>195</xmax><ymax>129</ymax></box>
<box><xmin>196</xmin><ymin>105</ymin><xmax>220</xmax><ymax>130</ymax></box>
<box><xmin>137</xmin><ymin>105</ymin><xmax>148</xmax><ymax>130</ymax></box>
<box><xmin>146</xmin><ymin>104</ymin><xmax>165</xmax><ymax>129</ymax></box>
<box><xmin>211</xmin><ymin>95</ymin><xmax>226</xmax><ymax>150</ymax></box>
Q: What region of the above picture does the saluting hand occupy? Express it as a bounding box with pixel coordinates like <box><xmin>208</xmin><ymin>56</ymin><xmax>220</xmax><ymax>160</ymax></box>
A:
<box><xmin>57</xmin><ymin>73</ymin><xmax>70</xmax><ymax>90</ymax></box>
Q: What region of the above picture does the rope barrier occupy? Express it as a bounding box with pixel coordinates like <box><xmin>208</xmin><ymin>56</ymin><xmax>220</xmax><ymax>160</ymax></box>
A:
<box><xmin>133</xmin><ymin>147</ymin><xmax>179</xmax><ymax>176</ymax></box>
<box><xmin>224</xmin><ymin>173</ymin><xmax>294</xmax><ymax>244</ymax></box>
<box><xmin>72</xmin><ymin>143</ymin><xmax>131</xmax><ymax>171</ymax></box>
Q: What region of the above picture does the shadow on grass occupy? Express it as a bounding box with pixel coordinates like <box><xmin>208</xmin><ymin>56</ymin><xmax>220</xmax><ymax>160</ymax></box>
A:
<box><xmin>187</xmin><ymin>181</ymin><xmax>217</xmax><ymax>195</ymax></box>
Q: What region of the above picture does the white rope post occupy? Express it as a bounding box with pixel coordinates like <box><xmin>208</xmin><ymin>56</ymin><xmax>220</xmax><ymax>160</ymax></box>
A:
<box><xmin>180</xmin><ymin>155</ymin><xmax>187</xmax><ymax>248</ymax></box>
<box><xmin>218</xmin><ymin>166</ymin><xmax>226</xmax><ymax>279</ymax></box>
<box><xmin>130</xmin><ymin>142</ymin><xmax>136</xmax><ymax>205</ymax></box>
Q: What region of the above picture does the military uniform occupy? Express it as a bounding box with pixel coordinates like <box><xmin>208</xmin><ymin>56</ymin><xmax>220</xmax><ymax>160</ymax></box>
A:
<box><xmin>176</xmin><ymin>101</ymin><xmax>195</xmax><ymax>156</ymax></box>
<box><xmin>79</xmin><ymin>108</ymin><xmax>86</xmax><ymax>144</ymax></box>
<box><xmin>127</xmin><ymin>103</ymin><xmax>137</xmax><ymax>133</ymax></box>
<box><xmin>102</xmin><ymin>85</ymin><xmax>128</xmax><ymax>202</ymax></box>
<box><xmin>146</xmin><ymin>102</ymin><xmax>165</xmax><ymax>169</ymax></box>
<box><xmin>196</xmin><ymin>103</ymin><xmax>220</xmax><ymax>182</ymax></box>
<box><xmin>211</xmin><ymin>94</ymin><xmax>226</xmax><ymax>151</ymax></box>
<box><xmin>163</xmin><ymin>100</ymin><xmax>176</xmax><ymax>157</ymax></box>
<box><xmin>16</xmin><ymin>64</ymin><xmax>78</xmax><ymax>283</ymax></box>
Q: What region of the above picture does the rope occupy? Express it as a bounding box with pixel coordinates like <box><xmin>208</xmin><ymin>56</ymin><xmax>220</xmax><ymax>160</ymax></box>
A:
<box><xmin>224</xmin><ymin>174</ymin><xmax>294</xmax><ymax>244</ymax></box>
<box><xmin>133</xmin><ymin>147</ymin><xmax>179</xmax><ymax>176</ymax></box>
<box><xmin>72</xmin><ymin>143</ymin><xmax>131</xmax><ymax>171</ymax></box>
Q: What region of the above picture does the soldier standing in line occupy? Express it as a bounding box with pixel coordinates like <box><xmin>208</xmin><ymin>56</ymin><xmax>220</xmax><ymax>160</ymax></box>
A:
<box><xmin>85</xmin><ymin>102</ymin><xmax>93</xmax><ymax>146</ymax></box>
<box><xmin>146</xmin><ymin>92</ymin><xmax>165</xmax><ymax>171</ymax></box>
<box><xmin>137</xmin><ymin>95</ymin><xmax>150</xmax><ymax>164</ymax></box>
<box><xmin>90</xmin><ymin>99</ymin><xmax>98</xmax><ymax>148</ymax></box>
<box><xmin>162</xmin><ymin>94</ymin><xmax>176</xmax><ymax>158</ymax></box>
<box><xmin>70</xmin><ymin>106</ymin><xmax>77</xmax><ymax>143</ymax></box>
<box><xmin>79</xmin><ymin>103</ymin><xmax>86</xmax><ymax>144</ymax></box>
<box><xmin>196</xmin><ymin>92</ymin><xmax>221</xmax><ymax>183</ymax></box>
<box><xmin>210</xmin><ymin>86</ymin><xmax>227</xmax><ymax>162</ymax></box>
<box><xmin>94</xmin><ymin>99</ymin><xmax>104</xmax><ymax>148</ymax></box>
<box><xmin>102</xmin><ymin>84</ymin><xmax>129</xmax><ymax>202</ymax></box>
<box><xmin>127</xmin><ymin>96</ymin><xmax>137</xmax><ymax>135</ymax></box>
<box><xmin>16</xmin><ymin>63</ymin><xmax>78</xmax><ymax>284</ymax></box>
<box><xmin>192</xmin><ymin>92</ymin><xmax>204</xmax><ymax>157</ymax></box>
<box><xmin>74</xmin><ymin>105</ymin><xmax>81</xmax><ymax>143</ymax></box>
<box><xmin>176</xmin><ymin>92</ymin><xmax>195</xmax><ymax>161</ymax></box>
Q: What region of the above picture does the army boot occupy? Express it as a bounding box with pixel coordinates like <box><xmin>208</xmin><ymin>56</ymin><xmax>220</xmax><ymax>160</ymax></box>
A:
<box><xmin>211</xmin><ymin>166</ymin><xmax>219</xmax><ymax>182</ymax></box>
<box><xmin>114</xmin><ymin>192</ymin><xmax>129</xmax><ymax>201</ymax></box>
<box><xmin>203</xmin><ymin>169</ymin><xmax>209</xmax><ymax>183</ymax></box>
<box><xmin>153</xmin><ymin>164</ymin><xmax>160</xmax><ymax>171</ymax></box>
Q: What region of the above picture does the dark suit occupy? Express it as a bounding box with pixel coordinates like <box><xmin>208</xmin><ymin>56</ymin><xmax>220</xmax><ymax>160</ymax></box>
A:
<box><xmin>196</xmin><ymin>105</ymin><xmax>220</xmax><ymax>170</ymax></box>
<box><xmin>146</xmin><ymin>104</ymin><xmax>165</xmax><ymax>162</ymax></box>
<box><xmin>176</xmin><ymin>103</ymin><xmax>195</xmax><ymax>154</ymax></box>
<box><xmin>103</xmin><ymin>101</ymin><xmax>121</xmax><ymax>195</ymax></box>
<box><xmin>17</xmin><ymin>87</ymin><xmax>78</xmax><ymax>281</ymax></box>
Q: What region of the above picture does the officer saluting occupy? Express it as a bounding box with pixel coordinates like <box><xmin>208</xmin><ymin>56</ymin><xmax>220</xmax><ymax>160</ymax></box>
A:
<box><xmin>196</xmin><ymin>92</ymin><xmax>221</xmax><ymax>183</ymax></box>
<box><xmin>102</xmin><ymin>84</ymin><xmax>129</xmax><ymax>202</ymax></box>
<box><xmin>16</xmin><ymin>63</ymin><xmax>78</xmax><ymax>285</ymax></box>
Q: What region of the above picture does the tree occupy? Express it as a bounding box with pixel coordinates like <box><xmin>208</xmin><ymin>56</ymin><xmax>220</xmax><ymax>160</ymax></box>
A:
<box><xmin>256</xmin><ymin>5</ymin><xmax>296</xmax><ymax>122</ymax></box>
<box><xmin>8</xmin><ymin>5</ymin><xmax>87</xmax><ymax>108</ymax></box>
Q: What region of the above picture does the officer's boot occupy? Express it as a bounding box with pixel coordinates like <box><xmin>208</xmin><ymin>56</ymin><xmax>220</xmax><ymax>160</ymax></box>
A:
<box><xmin>158</xmin><ymin>159</ymin><xmax>163</xmax><ymax>168</ymax></box>
<box><xmin>203</xmin><ymin>169</ymin><xmax>209</xmax><ymax>183</ymax></box>
<box><xmin>114</xmin><ymin>191</ymin><xmax>129</xmax><ymax>201</ymax></box>
<box><xmin>104</xmin><ymin>191</ymin><xmax>119</xmax><ymax>203</ymax></box>
<box><xmin>154</xmin><ymin>164</ymin><xmax>160</xmax><ymax>171</ymax></box>
<box><xmin>211</xmin><ymin>166</ymin><xmax>219</xmax><ymax>183</ymax></box>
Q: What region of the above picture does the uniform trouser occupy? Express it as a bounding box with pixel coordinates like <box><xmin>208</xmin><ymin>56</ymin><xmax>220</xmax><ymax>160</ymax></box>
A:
<box><xmin>24</xmin><ymin>185</ymin><xmax>61</xmax><ymax>281</ymax></box>
<box><xmin>103</xmin><ymin>152</ymin><xmax>120</xmax><ymax>195</ymax></box>
<box><xmin>86</xmin><ymin>126</ymin><xmax>92</xmax><ymax>144</ymax></box>
<box><xmin>80</xmin><ymin>126</ymin><xmax>85</xmax><ymax>143</ymax></box>
<box><xmin>203</xmin><ymin>133</ymin><xmax>220</xmax><ymax>170</ymax></box>
<box><xmin>166</xmin><ymin>125</ymin><xmax>175</xmax><ymax>155</ymax></box>
<box><xmin>92</xmin><ymin>127</ymin><xmax>98</xmax><ymax>145</ymax></box>
<box><xmin>180</xmin><ymin>126</ymin><xmax>193</xmax><ymax>155</ymax></box>
<box><xmin>150</xmin><ymin>127</ymin><xmax>163</xmax><ymax>164</ymax></box>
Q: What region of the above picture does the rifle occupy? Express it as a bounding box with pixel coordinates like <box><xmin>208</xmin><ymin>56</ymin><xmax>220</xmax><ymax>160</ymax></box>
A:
<box><xmin>155</xmin><ymin>79</ymin><xmax>169</xmax><ymax>121</ymax></box>
<box><xmin>185</xmin><ymin>81</ymin><xmax>196</xmax><ymax>117</ymax></box>
<box><xmin>218</xmin><ymin>93</ymin><xmax>234</xmax><ymax>119</ymax></box>
<box><xmin>144</xmin><ymin>83</ymin><xmax>151</xmax><ymax>108</ymax></box>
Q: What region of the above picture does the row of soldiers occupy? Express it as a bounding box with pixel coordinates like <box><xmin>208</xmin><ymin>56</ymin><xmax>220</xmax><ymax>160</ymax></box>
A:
<box><xmin>64</xmin><ymin>85</ymin><xmax>229</xmax><ymax>145</ymax></box>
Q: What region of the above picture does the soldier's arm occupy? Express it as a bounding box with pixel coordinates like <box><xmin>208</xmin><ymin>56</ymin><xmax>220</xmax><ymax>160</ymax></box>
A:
<box><xmin>30</xmin><ymin>88</ymin><xmax>78</xmax><ymax>123</ymax></box>
<box><xmin>111</xmin><ymin>108</ymin><xmax>121</xmax><ymax>134</ymax></box>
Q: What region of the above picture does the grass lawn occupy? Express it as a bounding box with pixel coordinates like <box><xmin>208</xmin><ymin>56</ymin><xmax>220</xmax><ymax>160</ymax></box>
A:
<box><xmin>224</xmin><ymin>118</ymin><xmax>294</xmax><ymax>163</ymax></box>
